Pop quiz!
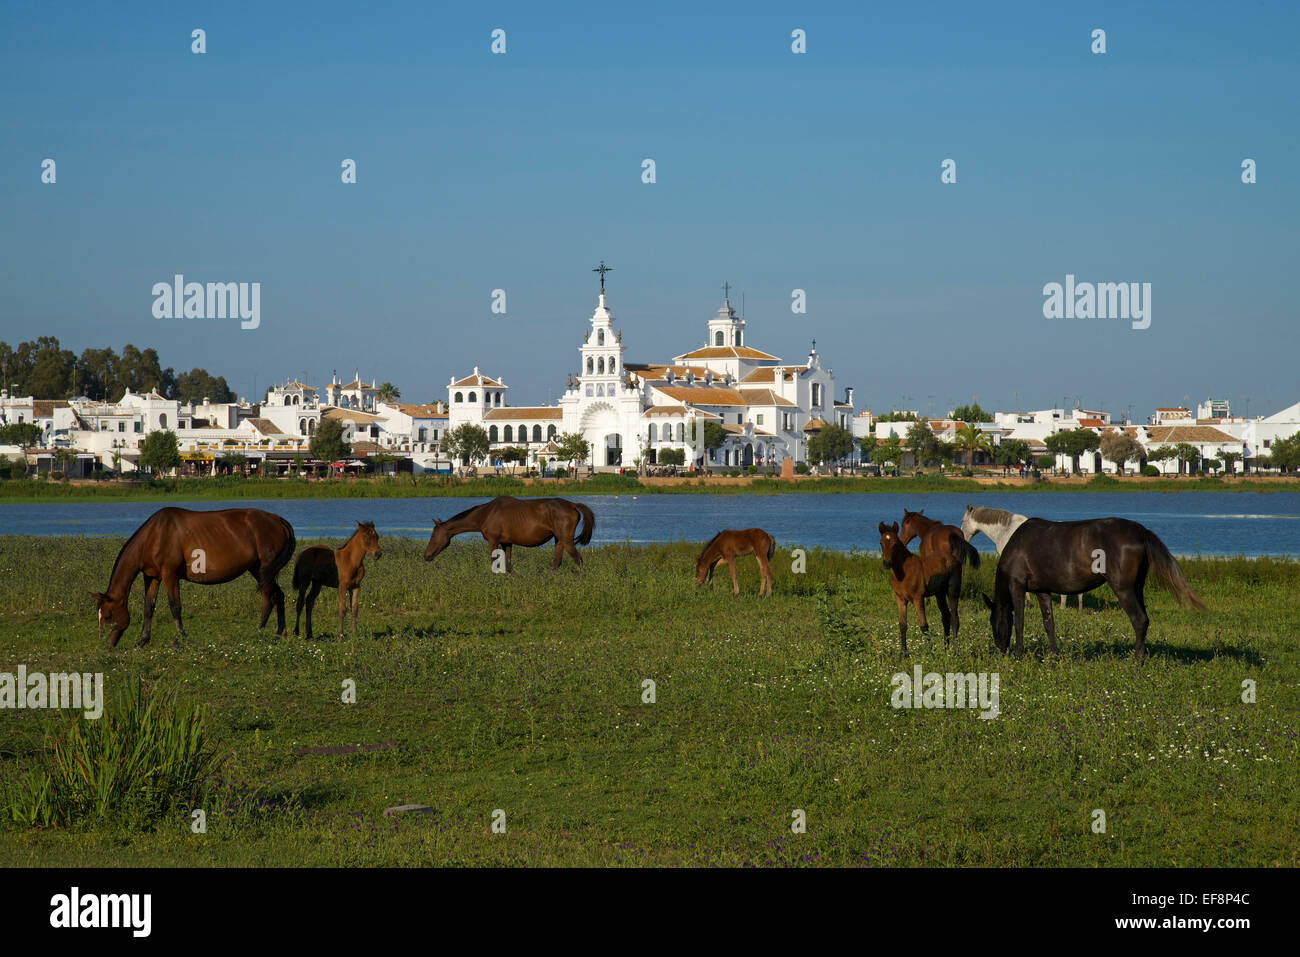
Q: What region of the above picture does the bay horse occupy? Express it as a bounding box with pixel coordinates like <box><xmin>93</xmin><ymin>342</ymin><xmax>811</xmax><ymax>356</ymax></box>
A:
<box><xmin>897</xmin><ymin>509</ymin><xmax>981</xmax><ymax>636</ymax></box>
<box><xmin>424</xmin><ymin>496</ymin><xmax>595</xmax><ymax>571</ymax></box>
<box><xmin>91</xmin><ymin>507</ymin><xmax>296</xmax><ymax>648</ymax></box>
<box><xmin>695</xmin><ymin>528</ymin><xmax>776</xmax><ymax>597</ymax></box>
<box><xmin>983</xmin><ymin>517</ymin><xmax>1205</xmax><ymax>659</ymax></box>
<box><xmin>962</xmin><ymin>504</ymin><xmax>1082</xmax><ymax>610</ymax></box>
<box><xmin>879</xmin><ymin>521</ymin><xmax>965</xmax><ymax>655</ymax></box>
<box><xmin>293</xmin><ymin>521</ymin><xmax>382</xmax><ymax>639</ymax></box>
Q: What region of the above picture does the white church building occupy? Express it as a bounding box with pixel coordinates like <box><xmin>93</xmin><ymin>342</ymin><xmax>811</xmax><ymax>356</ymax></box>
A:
<box><xmin>447</xmin><ymin>270</ymin><xmax>853</xmax><ymax>470</ymax></box>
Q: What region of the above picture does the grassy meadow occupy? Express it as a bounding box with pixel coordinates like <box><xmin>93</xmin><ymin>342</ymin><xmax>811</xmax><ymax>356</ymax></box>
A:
<box><xmin>0</xmin><ymin>534</ymin><xmax>1296</xmax><ymax>867</ymax></box>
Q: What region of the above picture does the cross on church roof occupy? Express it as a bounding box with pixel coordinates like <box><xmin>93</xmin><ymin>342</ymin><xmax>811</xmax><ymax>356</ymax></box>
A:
<box><xmin>722</xmin><ymin>281</ymin><xmax>730</xmax><ymax>300</ymax></box>
<box><xmin>593</xmin><ymin>260</ymin><xmax>613</xmax><ymax>293</ymax></box>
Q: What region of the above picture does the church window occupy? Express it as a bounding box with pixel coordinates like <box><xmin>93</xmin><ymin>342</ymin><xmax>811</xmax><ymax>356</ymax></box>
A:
<box><xmin>737</xmin><ymin>330</ymin><xmax>743</xmax><ymax>346</ymax></box>
<box><xmin>715</xmin><ymin>331</ymin><xmax>724</xmax><ymax>346</ymax></box>
<box><xmin>547</xmin><ymin>425</ymin><xmax>556</xmax><ymax>440</ymax></box>
<box><xmin>454</xmin><ymin>392</ymin><xmax>463</xmax><ymax>403</ymax></box>
<box><xmin>532</xmin><ymin>425</ymin><xmax>542</xmax><ymax>442</ymax></box>
<box><xmin>598</xmin><ymin>357</ymin><xmax>605</xmax><ymax>374</ymax></box>
<box><xmin>587</xmin><ymin>357</ymin><xmax>593</xmax><ymax>374</ymax></box>
<box><xmin>490</xmin><ymin>426</ymin><xmax>499</xmax><ymax>442</ymax></box>
<box><xmin>597</xmin><ymin>384</ymin><xmax>604</xmax><ymax>397</ymax></box>
<box><xmin>609</xmin><ymin>356</ymin><xmax>616</xmax><ymax>373</ymax></box>
<box><xmin>648</xmin><ymin>424</ymin><xmax>657</xmax><ymax>442</ymax></box>
<box><xmin>504</xmin><ymin>425</ymin><xmax>513</xmax><ymax>441</ymax></box>
<box><xmin>495</xmin><ymin>392</ymin><xmax>502</xmax><ymax>406</ymax></box>
<box><xmin>812</xmin><ymin>384</ymin><xmax>821</xmax><ymax>407</ymax></box>
<box><xmin>586</xmin><ymin>385</ymin><xmax>593</xmax><ymax>396</ymax></box>
<box><xmin>469</xmin><ymin>392</ymin><xmax>477</xmax><ymax>403</ymax></box>
<box><xmin>756</xmin><ymin>414</ymin><xmax>764</xmax><ymax>425</ymax></box>
<box><xmin>676</xmin><ymin>423</ymin><xmax>685</xmax><ymax>441</ymax></box>
<box><xmin>598</xmin><ymin>329</ymin><xmax>605</xmax><ymax>345</ymax></box>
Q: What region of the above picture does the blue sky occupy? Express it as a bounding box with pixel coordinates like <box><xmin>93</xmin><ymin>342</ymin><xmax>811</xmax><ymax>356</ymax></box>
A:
<box><xmin>2</xmin><ymin>1</ymin><xmax>1296</xmax><ymax>418</ymax></box>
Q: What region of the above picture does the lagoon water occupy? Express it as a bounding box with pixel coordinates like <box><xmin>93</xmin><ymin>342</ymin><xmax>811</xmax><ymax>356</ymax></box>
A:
<box><xmin>2</xmin><ymin>491</ymin><xmax>1298</xmax><ymax>557</ymax></box>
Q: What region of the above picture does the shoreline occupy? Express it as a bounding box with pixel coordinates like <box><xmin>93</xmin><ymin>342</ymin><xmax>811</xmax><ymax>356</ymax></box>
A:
<box><xmin>2</xmin><ymin>473</ymin><xmax>1299</xmax><ymax>505</ymax></box>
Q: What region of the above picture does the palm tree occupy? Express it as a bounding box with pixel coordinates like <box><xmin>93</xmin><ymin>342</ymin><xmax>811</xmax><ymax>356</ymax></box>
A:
<box><xmin>376</xmin><ymin>382</ymin><xmax>401</xmax><ymax>403</ymax></box>
<box><xmin>953</xmin><ymin>423</ymin><xmax>994</xmax><ymax>470</ymax></box>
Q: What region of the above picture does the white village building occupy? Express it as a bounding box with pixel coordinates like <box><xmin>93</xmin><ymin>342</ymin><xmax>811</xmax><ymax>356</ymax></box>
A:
<box><xmin>447</xmin><ymin>276</ymin><xmax>853</xmax><ymax>471</ymax></box>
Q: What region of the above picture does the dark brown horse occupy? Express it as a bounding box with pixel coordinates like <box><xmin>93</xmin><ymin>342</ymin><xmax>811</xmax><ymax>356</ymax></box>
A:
<box><xmin>897</xmin><ymin>508</ymin><xmax>981</xmax><ymax>643</ymax></box>
<box><xmin>293</xmin><ymin>521</ymin><xmax>382</xmax><ymax>639</ymax></box>
<box><xmin>983</xmin><ymin>517</ymin><xmax>1205</xmax><ymax>658</ymax></box>
<box><xmin>696</xmin><ymin>528</ymin><xmax>776</xmax><ymax>597</ymax></box>
<box><xmin>91</xmin><ymin>507</ymin><xmax>296</xmax><ymax>648</ymax></box>
<box><xmin>423</xmin><ymin>496</ymin><xmax>595</xmax><ymax>571</ymax></box>
<box><xmin>879</xmin><ymin>521</ymin><xmax>965</xmax><ymax>654</ymax></box>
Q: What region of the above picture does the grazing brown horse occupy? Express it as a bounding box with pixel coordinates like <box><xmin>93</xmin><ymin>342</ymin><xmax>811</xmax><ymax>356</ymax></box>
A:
<box><xmin>424</xmin><ymin>496</ymin><xmax>595</xmax><ymax>571</ymax></box>
<box><xmin>293</xmin><ymin>521</ymin><xmax>382</xmax><ymax>639</ymax></box>
<box><xmin>695</xmin><ymin>528</ymin><xmax>776</xmax><ymax>597</ymax></box>
<box><xmin>879</xmin><ymin>521</ymin><xmax>966</xmax><ymax>655</ymax></box>
<box><xmin>897</xmin><ymin>508</ymin><xmax>981</xmax><ymax>642</ymax></box>
<box><xmin>983</xmin><ymin>517</ymin><xmax>1205</xmax><ymax>659</ymax></box>
<box><xmin>91</xmin><ymin>507</ymin><xmax>296</xmax><ymax>648</ymax></box>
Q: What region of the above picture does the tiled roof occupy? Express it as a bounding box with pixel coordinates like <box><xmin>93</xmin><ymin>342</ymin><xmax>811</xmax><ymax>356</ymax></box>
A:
<box><xmin>323</xmin><ymin>407</ymin><xmax>383</xmax><ymax>424</ymax></box>
<box><xmin>483</xmin><ymin>406</ymin><xmax>564</xmax><ymax>420</ymax></box>
<box><xmin>740</xmin><ymin>366</ymin><xmax>804</xmax><ymax>383</ymax></box>
<box><xmin>451</xmin><ymin>372</ymin><xmax>505</xmax><ymax>388</ymax></box>
<box><xmin>245</xmin><ymin>418</ymin><xmax>284</xmax><ymax>435</ymax></box>
<box><xmin>393</xmin><ymin>402</ymin><xmax>447</xmax><ymax>417</ymax></box>
<box><xmin>32</xmin><ymin>400</ymin><xmax>70</xmax><ymax>417</ymax></box>
<box><xmin>655</xmin><ymin>386</ymin><xmax>748</xmax><ymax>406</ymax></box>
<box><xmin>674</xmin><ymin>345</ymin><xmax>781</xmax><ymax>361</ymax></box>
<box><xmin>803</xmin><ymin>418</ymin><xmax>829</xmax><ymax>431</ymax></box>
<box><xmin>737</xmin><ymin>388</ymin><xmax>796</xmax><ymax>407</ymax></box>
<box><xmin>1146</xmin><ymin>425</ymin><xmax>1238</xmax><ymax>444</ymax></box>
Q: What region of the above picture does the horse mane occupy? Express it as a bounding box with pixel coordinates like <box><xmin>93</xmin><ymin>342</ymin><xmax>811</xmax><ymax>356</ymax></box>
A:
<box><xmin>443</xmin><ymin>501</ymin><xmax>489</xmax><ymax>524</ymax></box>
<box><xmin>969</xmin><ymin>505</ymin><xmax>1014</xmax><ymax>527</ymax></box>
<box><xmin>697</xmin><ymin>530</ymin><xmax>725</xmax><ymax>563</ymax></box>
<box><xmin>105</xmin><ymin>521</ymin><xmax>146</xmax><ymax>595</ymax></box>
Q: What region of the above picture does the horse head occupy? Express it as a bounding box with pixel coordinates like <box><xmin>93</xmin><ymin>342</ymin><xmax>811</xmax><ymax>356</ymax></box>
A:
<box><xmin>357</xmin><ymin>520</ymin><xmax>382</xmax><ymax>561</ymax></box>
<box><xmin>424</xmin><ymin>518</ymin><xmax>450</xmax><ymax>561</ymax></box>
<box><xmin>878</xmin><ymin>521</ymin><xmax>900</xmax><ymax>570</ymax></box>
<box><xmin>983</xmin><ymin>593</ymin><xmax>1012</xmax><ymax>651</ymax></box>
<box><xmin>960</xmin><ymin>504</ymin><xmax>976</xmax><ymax>541</ymax></box>
<box><xmin>898</xmin><ymin>509</ymin><xmax>924</xmax><ymax>544</ymax></box>
<box><xmin>91</xmin><ymin>591</ymin><xmax>129</xmax><ymax>647</ymax></box>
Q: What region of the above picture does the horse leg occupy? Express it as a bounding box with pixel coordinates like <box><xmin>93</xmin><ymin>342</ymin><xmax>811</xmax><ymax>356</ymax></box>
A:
<box><xmin>895</xmin><ymin>593</ymin><xmax>909</xmax><ymax>656</ymax></box>
<box><xmin>553</xmin><ymin>540</ymin><xmax>565</xmax><ymax>570</ymax></box>
<box><xmin>728</xmin><ymin>557</ymin><xmax>739</xmax><ymax>595</ymax></box>
<box><xmin>565</xmin><ymin>537</ymin><xmax>583</xmax><ymax>568</ymax></box>
<box><xmin>503</xmin><ymin>544</ymin><xmax>513</xmax><ymax>573</ymax></box>
<box><xmin>139</xmin><ymin>576</ymin><xmax>159</xmax><ymax>647</ymax></box>
<box><xmin>937</xmin><ymin>587</ymin><xmax>953</xmax><ymax>645</ymax></box>
<box><xmin>1011</xmin><ymin>584</ymin><xmax>1027</xmax><ymax>658</ymax></box>
<box><xmin>1112</xmin><ymin>583</ymin><xmax>1149</xmax><ymax>659</ymax></box>
<box><xmin>1035</xmin><ymin>593</ymin><xmax>1058</xmax><ymax>654</ymax></box>
<box><xmin>162</xmin><ymin>572</ymin><xmax>184</xmax><ymax>642</ymax></box>
<box><xmin>305</xmin><ymin>582</ymin><xmax>321</xmax><ymax>640</ymax></box>
<box><xmin>338</xmin><ymin>582</ymin><xmax>348</xmax><ymax>638</ymax></box>
<box><xmin>294</xmin><ymin>582</ymin><xmax>305</xmax><ymax>637</ymax></box>
<box><xmin>756</xmin><ymin>552</ymin><xmax>773</xmax><ymax>597</ymax></box>
<box><xmin>351</xmin><ymin>587</ymin><xmax>360</xmax><ymax>637</ymax></box>
<box><xmin>914</xmin><ymin>594</ymin><xmax>929</xmax><ymax>634</ymax></box>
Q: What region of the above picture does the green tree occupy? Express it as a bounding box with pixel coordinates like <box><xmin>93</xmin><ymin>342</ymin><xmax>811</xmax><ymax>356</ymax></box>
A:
<box><xmin>173</xmin><ymin>368</ymin><xmax>235</xmax><ymax>404</ymax></box>
<box><xmin>994</xmin><ymin>438</ymin><xmax>1032</xmax><ymax>469</ymax></box>
<box><xmin>1145</xmin><ymin>445</ymin><xmax>1177</xmax><ymax>474</ymax></box>
<box><xmin>905</xmin><ymin>421</ymin><xmax>944</xmax><ymax>466</ymax></box>
<box><xmin>1044</xmin><ymin>428</ymin><xmax>1100</xmax><ymax>473</ymax></box>
<box><xmin>1099</xmin><ymin>431</ymin><xmax>1144</xmax><ymax>475</ymax></box>
<box><xmin>702</xmin><ymin>420</ymin><xmax>727</xmax><ymax>455</ymax></box>
<box><xmin>310</xmin><ymin>418</ymin><xmax>352</xmax><ymax>462</ymax></box>
<box><xmin>1175</xmin><ymin>443</ymin><xmax>1200</xmax><ymax>474</ymax></box>
<box><xmin>869</xmin><ymin>435</ymin><xmax>905</xmax><ymax>470</ymax></box>
<box><xmin>555</xmin><ymin>432</ymin><xmax>591</xmax><ymax>472</ymax></box>
<box><xmin>951</xmin><ymin>402</ymin><xmax>993</xmax><ymax>423</ymax></box>
<box><xmin>806</xmin><ymin>423</ymin><xmax>854</xmax><ymax>464</ymax></box>
<box><xmin>1220</xmin><ymin>450</ymin><xmax>1241</xmax><ymax>475</ymax></box>
<box><xmin>953</xmin><ymin>423</ymin><xmax>994</xmax><ymax>470</ymax></box>
<box><xmin>443</xmin><ymin>423</ymin><xmax>490</xmax><ymax>465</ymax></box>
<box><xmin>138</xmin><ymin>429</ymin><xmax>181</xmax><ymax>475</ymax></box>
<box><xmin>1267</xmin><ymin>432</ymin><xmax>1300</xmax><ymax>472</ymax></box>
<box><xmin>874</xmin><ymin>410</ymin><xmax>919</xmax><ymax>424</ymax></box>
<box><xmin>376</xmin><ymin>382</ymin><xmax>402</xmax><ymax>403</ymax></box>
<box><xmin>658</xmin><ymin>447</ymin><xmax>686</xmax><ymax>468</ymax></box>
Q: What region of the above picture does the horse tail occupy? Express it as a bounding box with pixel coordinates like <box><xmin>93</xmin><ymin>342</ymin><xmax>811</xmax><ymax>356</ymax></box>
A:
<box><xmin>1142</xmin><ymin>527</ymin><xmax>1206</xmax><ymax>610</ymax></box>
<box><xmin>950</xmin><ymin>531</ymin><xmax>980</xmax><ymax>569</ymax></box>
<box><xmin>275</xmin><ymin>517</ymin><xmax>297</xmax><ymax>577</ymax></box>
<box><xmin>574</xmin><ymin>503</ymin><xmax>596</xmax><ymax>545</ymax></box>
<box><xmin>766</xmin><ymin>532</ymin><xmax>776</xmax><ymax>561</ymax></box>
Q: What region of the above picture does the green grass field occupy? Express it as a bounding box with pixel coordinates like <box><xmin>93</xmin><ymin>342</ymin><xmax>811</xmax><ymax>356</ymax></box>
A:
<box><xmin>1</xmin><ymin>535</ymin><xmax>1296</xmax><ymax>866</ymax></box>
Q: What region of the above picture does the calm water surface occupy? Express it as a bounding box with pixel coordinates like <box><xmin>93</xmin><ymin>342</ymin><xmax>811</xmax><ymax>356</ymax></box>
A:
<box><xmin>2</xmin><ymin>492</ymin><xmax>1297</xmax><ymax>556</ymax></box>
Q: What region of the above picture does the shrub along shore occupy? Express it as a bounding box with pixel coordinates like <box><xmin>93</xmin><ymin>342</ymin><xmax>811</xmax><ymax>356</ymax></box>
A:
<box><xmin>0</xmin><ymin>471</ymin><xmax>1298</xmax><ymax>504</ymax></box>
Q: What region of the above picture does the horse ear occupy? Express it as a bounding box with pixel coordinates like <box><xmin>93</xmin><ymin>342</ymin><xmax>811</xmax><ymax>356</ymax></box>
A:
<box><xmin>433</xmin><ymin>518</ymin><xmax>443</xmax><ymax>527</ymax></box>
<box><xmin>878</xmin><ymin>522</ymin><xmax>887</xmax><ymax>533</ymax></box>
<box><xmin>982</xmin><ymin>593</ymin><xmax>995</xmax><ymax>611</ymax></box>
<box><xmin>89</xmin><ymin>591</ymin><xmax>103</xmax><ymax>603</ymax></box>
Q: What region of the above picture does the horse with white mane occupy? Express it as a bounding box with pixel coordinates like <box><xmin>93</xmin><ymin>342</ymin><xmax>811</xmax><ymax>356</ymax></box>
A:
<box><xmin>960</xmin><ymin>504</ymin><xmax>1028</xmax><ymax>555</ymax></box>
<box><xmin>962</xmin><ymin>504</ymin><xmax>1083</xmax><ymax>610</ymax></box>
